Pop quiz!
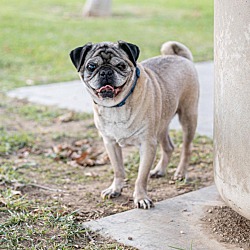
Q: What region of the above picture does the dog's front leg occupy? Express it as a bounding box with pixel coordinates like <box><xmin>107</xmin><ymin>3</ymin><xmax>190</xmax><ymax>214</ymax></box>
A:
<box><xmin>101</xmin><ymin>138</ymin><xmax>125</xmax><ymax>199</ymax></box>
<box><xmin>134</xmin><ymin>140</ymin><xmax>157</xmax><ymax>209</ymax></box>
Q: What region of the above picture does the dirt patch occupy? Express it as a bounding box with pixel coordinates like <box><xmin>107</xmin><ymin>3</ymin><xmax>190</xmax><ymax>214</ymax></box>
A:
<box><xmin>203</xmin><ymin>206</ymin><xmax>250</xmax><ymax>249</ymax></box>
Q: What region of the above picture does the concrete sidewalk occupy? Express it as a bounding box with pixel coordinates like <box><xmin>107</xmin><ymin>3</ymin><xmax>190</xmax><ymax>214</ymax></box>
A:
<box><xmin>7</xmin><ymin>61</ymin><xmax>214</xmax><ymax>137</ymax></box>
<box><xmin>84</xmin><ymin>186</ymin><xmax>237</xmax><ymax>250</ymax></box>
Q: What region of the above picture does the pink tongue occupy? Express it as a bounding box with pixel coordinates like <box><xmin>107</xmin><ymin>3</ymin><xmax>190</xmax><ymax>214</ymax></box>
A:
<box><xmin>97</xmin><ymin>85</ymin><xmax>114</xmax><ymax>93</ymax></box>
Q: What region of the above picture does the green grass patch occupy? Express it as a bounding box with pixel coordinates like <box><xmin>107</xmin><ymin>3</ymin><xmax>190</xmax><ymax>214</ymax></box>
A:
<box><xmin>0</xmin><ymin>162</ymin><xmax>27</xmax><ymax>188</ymax></box>
<box><xmin>1</xmin><ymin>0</ymin><xmax>213</xmax><ymax>91</ymax></box>
<box><xmin>0</xmin><ymin>160</ymin><xmax>127</xmax><ymax>248</ymax></box>
<box><xmin>0</xmin><ymin>162</ymin><xmax>108</xmax><ymax>249</ymax></box>
<box><xmin>0</xmin><ymin>129</ymin><xmax>34</xmax><ymax>156</ymax></box>
<box><xmin>7</xmin><ymin>102</ymin><xmax>93</xmax><ymax>125</ymax></box>
<box><xmin>0</xmin><ymin>187</ymin><xmax>131</xmax><ymax>249</ymax></box>
<box><xmin>11</xmin><ymin>105</ymin><xmax>63</xmax><ymax>123</ymax></box>
<box><xmin>0</xmin><ymin>191</ymin><xmax>87</xmax><ymax>249</ymax></box>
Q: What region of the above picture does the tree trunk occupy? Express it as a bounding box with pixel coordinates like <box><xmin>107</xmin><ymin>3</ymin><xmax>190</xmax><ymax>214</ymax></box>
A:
<box><xmin>83</xmin><ymin>0</ymin><xmax>112</xmax><ymax>17</ymax></box>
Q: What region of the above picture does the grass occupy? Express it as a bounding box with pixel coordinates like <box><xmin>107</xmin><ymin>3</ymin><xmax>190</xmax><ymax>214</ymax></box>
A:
<box><xmin>0</xmin><ymin>162</ymin><xmax>27</xmax><ymax>187</ymax></box>
<box><xmin>0</xmin><ymin>0</ymin><xmax>213</xmax><ymax>91</ymax></box>
<box><xmin>0</xmin><ymin>188</ymin><xmax>90</xmax><ymax>249</ymax></box>
<box><xmin>7</xmin><ymin>102</ymin><xmax>93</xmax><ymax>125</ymax></box>
<box><xmin>0</xmin><ymin>129</ymin><xmax>34</xmax><ymax>156</ymax></box>
<box><xmin>0</xmin><ymin>161</ymin><xmax>131</xmax><ymax>249</ymax></box>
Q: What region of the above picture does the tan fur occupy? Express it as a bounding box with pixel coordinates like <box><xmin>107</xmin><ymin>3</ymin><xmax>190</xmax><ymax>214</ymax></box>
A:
<box><xmin>76</xmin><ymin>41</ymin><xmax>199</xmax><ymax>209</ymax></box>
<box><xmin>161</xmin><ymin>41</ymin><xmax>193</xmax><ymax>61</ymax></box>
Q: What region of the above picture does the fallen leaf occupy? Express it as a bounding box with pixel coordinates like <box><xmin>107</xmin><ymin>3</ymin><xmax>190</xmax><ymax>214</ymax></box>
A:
<box><xmin>49</xmin><ymin>141</ymin><xmax>108</xmax><ymax>167</ymax></box>
<box><xmin>84</xmin><ymin>159</ymin><xmax>95</xmax><ymax>166</ymax></box>
<box><xmin>74</xmin><ymin>139</ymin><xmax>89</xmax><ymax>147</ymax></box>
<box><xmin>95</xmin><ymin>152</ymin><xmax>109</xmax><ymax>165</ymax></box>
<box><xmin>56</xmin><ymin>112</ymin><xmax>75</xmax><ymax>123</ymax></box>
<box><xmin>76</xmin><ymin>152</ymin><xmax>89</xmax><ymax>165</ymax></box>
<box><xmin>53</xmin><ymin>145</ymin><xmax>62</xmax><ymax>154</ymax></box>
<box><xmin>70</xmin><ymin>152</ymin><xmax>81</xmax><ymax>160</ymax></box>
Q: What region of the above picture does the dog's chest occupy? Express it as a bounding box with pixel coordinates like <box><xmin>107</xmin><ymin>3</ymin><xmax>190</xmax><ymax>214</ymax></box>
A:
<box><xmin>94</xmin><ymin>105</ymin><xmax>141</xmax><ymax>147</ymax></box>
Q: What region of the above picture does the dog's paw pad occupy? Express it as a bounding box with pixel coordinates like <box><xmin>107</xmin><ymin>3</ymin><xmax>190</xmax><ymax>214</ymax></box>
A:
<box><xmin>135</xmin><ymin>198</ymin><xmax>154</xmax><ymax>209</ymax></box>
<box><xmin>101</xmin><ymin>188</ymin><xmax>121</xmax><ymax>199</ymax></box>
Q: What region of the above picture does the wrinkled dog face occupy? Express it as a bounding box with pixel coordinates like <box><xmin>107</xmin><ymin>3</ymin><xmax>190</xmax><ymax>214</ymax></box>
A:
<box><xmin>84</xmin><ymin>48</ymin><xmax>131</xmax><ymax>99</ymax></box>
<box><xmin>70</xmin><ymin>41</ymin><xmax>140</xmax><ymax>102</ymax></box>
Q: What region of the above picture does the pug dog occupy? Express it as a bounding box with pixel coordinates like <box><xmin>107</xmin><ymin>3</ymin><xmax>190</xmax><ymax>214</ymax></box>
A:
<box><xmin>70</xmin><ymin>40</ymin><xmax>199</xmax><ymax>209</ymax></box>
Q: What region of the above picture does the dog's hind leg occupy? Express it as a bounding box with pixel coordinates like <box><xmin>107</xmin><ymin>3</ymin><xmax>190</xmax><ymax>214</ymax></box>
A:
<box><xmin>173</xmin><ymin>108</ymin><xmax>197</xmax><ymax>180</ymax></box>
<box><xmin>150</xmin><ymin>128</ymin><xmax>174</xmax><ymax>178</ymax></box>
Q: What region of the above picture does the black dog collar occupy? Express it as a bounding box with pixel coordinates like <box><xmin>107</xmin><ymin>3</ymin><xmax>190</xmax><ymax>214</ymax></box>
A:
<box><xmin>112</xmin><ymin>67</ymin><xmax>140</xmax><ymax>108</ymax></box>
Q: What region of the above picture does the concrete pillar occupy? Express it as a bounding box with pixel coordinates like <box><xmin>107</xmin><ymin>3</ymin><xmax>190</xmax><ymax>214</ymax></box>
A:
<box><xmin>214</xmin><ymin>0</ymin><xmax>250</xmax><ymax>219</ymax></box>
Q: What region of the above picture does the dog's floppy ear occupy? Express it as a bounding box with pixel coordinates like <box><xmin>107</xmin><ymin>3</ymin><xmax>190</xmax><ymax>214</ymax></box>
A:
<box><xmin>70</xmin><ymin>43</ymin><xmax>92</xmax><ymax>72</ymax></box>
<box><xmin>118</xmin><ymin>41</ymin><xmax>140</xmax><ymax>66</ymax></box>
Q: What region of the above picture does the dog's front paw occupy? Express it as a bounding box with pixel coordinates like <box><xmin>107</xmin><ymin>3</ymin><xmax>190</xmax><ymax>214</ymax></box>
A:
<box><xmin>101</xmin><ymin>187</ymin><xmax>122</xmax><ymax>199</ymax></box>
<box><xmin>150</xmin><ymin>168</ymin><xmax>165</xmax><ymax>178</ymax></box>
<box><xmin>134</xmin><ymin>196</ymin><xmax>154</xmax><ymax>209</ymax></box>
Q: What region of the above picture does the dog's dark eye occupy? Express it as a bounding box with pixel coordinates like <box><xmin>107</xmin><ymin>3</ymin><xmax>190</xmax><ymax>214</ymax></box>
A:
<box><xmin>87</xmin><ymin>63</ymin><xmax>97</xmax><ymax>72</ymax></box>
<box><xmin>117</xmin><ymin>62</ymin><xmax>127</xmax><ymax>71</ymax></box>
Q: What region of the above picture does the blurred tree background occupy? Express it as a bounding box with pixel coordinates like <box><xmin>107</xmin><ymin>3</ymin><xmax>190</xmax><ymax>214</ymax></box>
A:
<box><xmin>83</xmin><ymin>0</ymin><xmax>112</xmax><ymax>17</ymax></box>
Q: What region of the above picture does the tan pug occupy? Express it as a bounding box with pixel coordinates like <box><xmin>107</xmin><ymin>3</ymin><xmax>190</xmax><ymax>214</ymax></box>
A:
<box><xmin>70</xmin><ymin>40</ymin><xmax>199</xmax><ymax>209</ymax></box>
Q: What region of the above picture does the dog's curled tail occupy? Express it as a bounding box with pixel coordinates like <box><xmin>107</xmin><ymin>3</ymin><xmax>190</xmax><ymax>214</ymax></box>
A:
<box><xmin>160</xmin><ymin>41</ymin><xmax>193</xmax><ymax>61</ymax></box>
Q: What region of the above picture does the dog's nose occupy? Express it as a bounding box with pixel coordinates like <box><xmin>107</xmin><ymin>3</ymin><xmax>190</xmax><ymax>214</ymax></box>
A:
<box><xmin>100</xmin><ymin>68</ymin><xmax>113</xmax><ymax>79</ymax></box>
